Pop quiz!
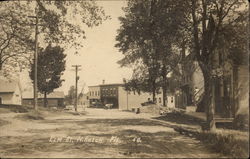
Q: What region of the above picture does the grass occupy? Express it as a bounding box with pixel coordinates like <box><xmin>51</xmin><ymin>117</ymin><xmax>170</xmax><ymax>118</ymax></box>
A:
<box><xmin>157</xmin><ymin>111</ymin><xmax>249</xmax><ymax>158</ymax></box>
<box><xmin>196</xmin><ymin>131</ymin><xmax>249</xmax><ymax>158</ymax></box>
<box><xmin>15</xmin><ymin>110</ymin><xmax>45</xmax><ymax>120</ymax></box>
<box><xmin>174</xmin><ymin>124</ymin><xmax>249</xmax><ymax>158</ymax></box>
<box><xmin>0</xmin><ymin>104</ymin><xmax>30</xmax><ymax>113</ymax></box>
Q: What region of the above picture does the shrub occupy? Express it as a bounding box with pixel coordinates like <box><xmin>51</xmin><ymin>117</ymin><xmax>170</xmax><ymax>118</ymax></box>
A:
<box><xmin>233</xmin><ymin>113</ymin><xmax>249</xmax><ymax>131</ymax></box>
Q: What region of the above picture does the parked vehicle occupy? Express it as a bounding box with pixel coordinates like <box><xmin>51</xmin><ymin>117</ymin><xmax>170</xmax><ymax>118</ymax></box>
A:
<box><xmin>89</xmin><ymin>102</ymin><xmax>104</xmax><ymax>108</ymax></box>
<box><xmin>141</xmin><ymin>100</ymin><xmax>155</xmax><ymax>106</ymax></box>
<box><xmin>104</xmin><ymin>103</ymin><xmax>113</xmax><ymax>109</ymax></box>
<box><xmin>64</xmin><ymin>105</ymin><xmax>74</xmax><ymax>110</ymax></box>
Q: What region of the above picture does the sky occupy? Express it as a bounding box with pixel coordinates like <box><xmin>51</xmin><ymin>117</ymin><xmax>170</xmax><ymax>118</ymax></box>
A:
<box><xmin>21</xmin><ymin>1</ymin><xmax>132</xmax><ymax>95</ymax></box>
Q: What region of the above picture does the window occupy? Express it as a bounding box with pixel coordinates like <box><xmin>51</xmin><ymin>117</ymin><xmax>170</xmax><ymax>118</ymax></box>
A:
<box><xmin>159</xmin><ymin>97</ymin><xmax>161</xmax><ymax>103</ymax></box>
<box><xmin>171</xmin><ymin>97</ymin><xmax>174</xmax><ymax>103</ymax></box>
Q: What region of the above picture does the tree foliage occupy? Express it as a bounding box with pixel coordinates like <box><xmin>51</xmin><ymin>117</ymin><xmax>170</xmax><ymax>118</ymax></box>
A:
<box><xmin>0</xmin><ymin>1</ymin><xmax>34</xmax><ymax>76</ymax></box>
<box><xmin>187</xmin><ymin>0</ymin><xmax>247</xmax><ymax>112</ymax></box>
<box><xmin>0</xmin><ymin>0</ymin><xmax>109</xmax><ymax>77</ymax></box>
<box><xmin>29</xmin><ymin>44</ymin><xmax>66</xmax><ymax>107</ymax></box>
<box><xmin>65</xmin><ymin>85</ymin><xmax>76</xmax><ymax>105</ymax></box>
<box><xmin>116</xmin><ymin>0</ymin><xmax>187</xmax><ymax>104</ymax></box>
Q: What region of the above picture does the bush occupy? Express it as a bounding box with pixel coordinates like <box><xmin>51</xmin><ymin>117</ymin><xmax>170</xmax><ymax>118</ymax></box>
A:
<box><xmin>233</xmin><ymin>113</ymin><xmax>249</xmax><ymax>131</ymax></box>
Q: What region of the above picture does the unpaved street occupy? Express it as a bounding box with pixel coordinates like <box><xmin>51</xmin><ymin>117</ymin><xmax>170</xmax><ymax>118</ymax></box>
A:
<box><xmin>0</xmin><ymin>108</ymin><xmax>225</xmax><ymax>158</ymax></box>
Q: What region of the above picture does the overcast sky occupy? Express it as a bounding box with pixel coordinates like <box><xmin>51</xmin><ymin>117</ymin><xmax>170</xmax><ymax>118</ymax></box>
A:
<box><xmin>21</xmin><ymin>1</ymin><xmax>132</xmax><ymax>95</ymax></box>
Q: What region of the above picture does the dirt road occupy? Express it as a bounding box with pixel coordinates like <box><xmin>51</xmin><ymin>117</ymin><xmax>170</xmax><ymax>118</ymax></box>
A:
<box><xmin>0</xmin><ymin>108</ymin><xmax>225</xmax><ymax>158</ymax></box>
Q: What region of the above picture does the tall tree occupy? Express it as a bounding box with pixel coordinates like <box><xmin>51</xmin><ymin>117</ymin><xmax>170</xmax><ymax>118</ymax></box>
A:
<box><xmin>29</xmin><ymin>44</ymin><xmax>66</xmax><ymax>107</ymax></box>
<box><xmin>188</xmin><ymin>0</ymin><xmax>247</xmax><ymax>113</ymax></box>
<box><xmin>116</xmin><ymin>0</ymin><xmax>187</xmax><ymax>104</ymax></box>
<box><xmin>116</xmin><ymin>0</ymin><xmax>161</xmax><ymax>101</ymax></box>
<box><xmin>185</xmin><ymin>0</ymin><xmax>247</xmax><ymax>130</ymax></box>
<box><xmin>65</xmin><ymin>85</ymin><xmax>76</xmax><ymax>105</ymax></box>
<box><xmin>0</xmin><ymin>1</ymin><xmax>34</xmax><ymax>76</ymax></box>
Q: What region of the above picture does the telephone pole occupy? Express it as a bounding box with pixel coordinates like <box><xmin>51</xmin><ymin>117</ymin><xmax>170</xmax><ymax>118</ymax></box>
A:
<box><xmin>28</xmin><ymin>5</ymin><xmax>40</xmax><ymax>110</ymax></box>
<box><xmin>72</xmin><ymin>65</ymin><xmax>81</xmax><ymax>112</ymax></box>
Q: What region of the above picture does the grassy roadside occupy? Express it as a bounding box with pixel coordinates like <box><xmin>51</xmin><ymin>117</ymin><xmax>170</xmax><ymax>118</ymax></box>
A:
<box><xmin>15</xmin><ymin>110</ymin><xmax>45</xmax><ymax>120</ymax></box>
<box><xmin>0</xmin><ymin>104</ymin><xmax>30</xmax><ymax>113</ymax></box>
<box><xmin>0</xmin><ymin>104</ymin><xmax>87</xmax><ymax>121</ymax></box>
<box><xmin>157</xmin><ymin>112</ymin><xmax>249</xmax><ymax>158</ymax></box>
<box><xmin>196</xmin><ymin>130</ymin><xmax>249</xmax><ymax>158</ymax></box>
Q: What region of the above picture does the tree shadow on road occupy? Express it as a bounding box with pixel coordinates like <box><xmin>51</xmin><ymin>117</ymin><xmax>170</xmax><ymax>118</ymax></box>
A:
<box><xmin>153</xmin><ymin>113</ymin><xmax>204</xmax><ymax>126</ymax></box>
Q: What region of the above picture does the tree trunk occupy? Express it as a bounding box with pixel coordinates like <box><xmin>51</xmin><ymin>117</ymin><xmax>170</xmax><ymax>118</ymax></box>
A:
<box><xmin>44</xmin><ymin>92</ymin><xmax>47</xmax><ymax>108</ymax></box>
<box><xmin>196</xmin><ymin>63</ymin><xmax>211</xmax><ymax>112</ymax></box>
<box><xmin>162</xmin><ymin>64</ymin><xmax>167</xmax><ymax>106</ymax></box>
<box><xmin>197</xmin><ymin>63</ymin><xmax>216</xmax><ymax>131</ymax></box>
<box><xmin>152</xmin><ymin>80</ymin><xmax>156</xmax><ymax>103</ymax></box>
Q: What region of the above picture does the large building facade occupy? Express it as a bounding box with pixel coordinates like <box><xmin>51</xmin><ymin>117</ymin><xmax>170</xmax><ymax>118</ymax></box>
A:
<box><xmin>100</xmin><ymin>84</ymin><xmax>121</xmax><ymax>109</ymax></box>
<box><xmin>88</xmin><ymin>85</ymin><xmax>101</xmax><ymax>106</ymax></box>
<box><xmin>88</xmin><ymin>83</ymin><xmax>172</xmax><ymax>110</ymax></box>
<box><xmin>175</xmin><ymin>48</ymin><xmax>249</xmax><ymax>119</ymax></box>
<box><xmin>118</xmin><ymin>87</ymin><xmax>165</xmax><ymax>110</ymax></box>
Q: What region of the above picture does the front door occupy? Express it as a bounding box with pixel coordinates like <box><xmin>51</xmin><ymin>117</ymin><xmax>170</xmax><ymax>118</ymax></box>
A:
<box><xmin>214</xmin><ymin>78</ymin><xmax>223</xmax><ymax>115</ymax></box>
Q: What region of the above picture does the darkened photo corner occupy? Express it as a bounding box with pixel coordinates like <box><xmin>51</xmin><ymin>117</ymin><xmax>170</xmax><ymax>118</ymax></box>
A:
<box><xmin>0</xmin><ymin>0</ymin><xmax>249</xmax><ymax>158</ymax></box>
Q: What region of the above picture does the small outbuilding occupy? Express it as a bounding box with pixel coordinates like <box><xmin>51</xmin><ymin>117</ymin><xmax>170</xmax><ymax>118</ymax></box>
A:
<box><xmin>22</xmin><ymin>91</ymin><xmax>65</xmax><ymax>108</ymax></box>
<box><xmin>0</xmin><ymin>79</ymin><xmax>22</xmax><ymax>105</ymax></box>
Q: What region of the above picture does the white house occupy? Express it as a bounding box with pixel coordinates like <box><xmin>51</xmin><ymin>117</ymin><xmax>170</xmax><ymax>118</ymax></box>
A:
<box><xmin>118</xmin><ymin>87</ymin><xmax>174</xmax><ymax>110</ymax></box>
<box><xmin>0</xmin><ymin>79</ymin><xmax>22</xmax><ymax>105</ymax></box>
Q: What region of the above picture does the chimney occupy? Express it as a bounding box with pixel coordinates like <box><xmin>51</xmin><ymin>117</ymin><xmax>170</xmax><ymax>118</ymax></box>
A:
<box><xmin>102</xmin><ymin>80</ymin><xmax>105</xmax><ymax>84</ymax></box>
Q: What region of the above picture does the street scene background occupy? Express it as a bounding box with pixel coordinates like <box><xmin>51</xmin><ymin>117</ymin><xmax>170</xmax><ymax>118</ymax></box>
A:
<box><xmin>0</xmin><ymin>0</ymin><xmax>249</xmax><ymax>158</ymax></box>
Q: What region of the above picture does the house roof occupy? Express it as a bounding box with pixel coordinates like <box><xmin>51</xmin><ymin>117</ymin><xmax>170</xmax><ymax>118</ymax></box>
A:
<box><xmin>22</xmin><ymin>91</ymin><xmax>65</xmax><ymax>99</ymax></box>
<box><xmin>99</xmin><ymin>83</ymin><xmax>124</xmax><ymax>87</ymax></box>
<box><xmin>88</xmin><ymin>83</ymin><xmax>124</xmax><ymax>88</ymax></box>
<box><xmin>0</xmin><ymin>80</ymin><xmax>19</xmax><ymax>93</ymax></box>
<box><xmin>88</xmin><ymin>85</ymin><xmax>100</xmax><ymax>88</ymax></box>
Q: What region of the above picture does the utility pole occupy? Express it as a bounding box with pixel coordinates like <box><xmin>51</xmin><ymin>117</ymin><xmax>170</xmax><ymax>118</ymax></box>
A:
<box><xmin>28</xmin><ymin>5</ymin><xmax>40</xmax><ymax>110</ymax></box>
<box><xmin>72</xmin><ymin>65</ymin><xmax>81</xmax><ymax>112</ymax></box>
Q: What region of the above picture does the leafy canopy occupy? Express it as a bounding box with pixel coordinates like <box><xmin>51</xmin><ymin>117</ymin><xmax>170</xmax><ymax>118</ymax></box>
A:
<box><xmin>29</xmin><ymin>44</ymin><xmax>66</xmax><ymax>94</ymax></box>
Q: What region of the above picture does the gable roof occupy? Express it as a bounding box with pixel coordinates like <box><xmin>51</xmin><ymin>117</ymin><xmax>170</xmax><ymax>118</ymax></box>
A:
<box><xmin>100</xmin><ymin>83</ymin><xmax>124</xmax><ymax>87</ymax></box>
<box><xmin>22</xmin><ymin>91</ymin><xmax>65</xmax><ymax>99</ymax></box>
<box><xmin>0</xmin><ymin>80</ymin><xmax>19</xmax><ymax>93</ymax></box>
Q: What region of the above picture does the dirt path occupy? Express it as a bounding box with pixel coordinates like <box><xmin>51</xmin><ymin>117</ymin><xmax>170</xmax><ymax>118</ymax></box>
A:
<box><xmin>0</xmin><ymin>108</ymin><xmax>225</xmax><ymax>158</ymax></box>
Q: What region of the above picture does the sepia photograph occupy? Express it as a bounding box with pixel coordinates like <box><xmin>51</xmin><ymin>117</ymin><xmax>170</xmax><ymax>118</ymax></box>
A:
<box><xmin>0</xmin><ymin>0</ymin><xmax>249</xmax><ymax>158</ymax></box>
